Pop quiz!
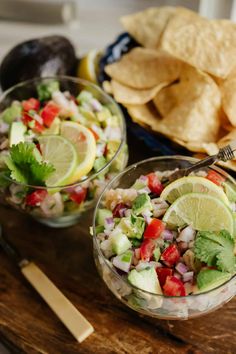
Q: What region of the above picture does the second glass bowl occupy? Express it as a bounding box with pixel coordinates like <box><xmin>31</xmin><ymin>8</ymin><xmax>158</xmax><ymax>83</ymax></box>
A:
<box><xmin>93</xmin><ymin>156</ymin><xmax>236</xmax><ymax>320</ymax></box>
<box><xmin>0</xmin><ymin>76</ymin><xmax>128</xmax><ymax>227</ymax></box>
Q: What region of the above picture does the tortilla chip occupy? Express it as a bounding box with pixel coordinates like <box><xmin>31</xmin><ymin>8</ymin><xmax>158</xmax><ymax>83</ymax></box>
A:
<box><xmin>120</xmin><ymin>7</ymin><xmax>177</xmax><ymax>48</ymax></box>
<box><xmin>102</xmin><ymin>80</ymin><xmax>113</xmax><ymax>94</ymax></box>
<box><xmin>153</xmin><ymin>66</ymin><xmax>221</xmax><ymax>142</ymax></box>
<box><xmin>160</xmin><ymin>12</ymin><xmax>236</xmax><ymax>78</ymax></box>
<box><xmin>153</xmin><ymin>82</ymin><xmax>179</xmax><ymax>117</ymax></box>
<box><xmin>127</xmin><ymin>66</ymin><xmax>221</xmax><ymax>143</ymax></box>
<box><xmin>110</xmin><ymin>80</ymin><xmax>169</xmax><ymax>105</ymax></box>
<box><xmin>105</xmin><ymin>47</ymin><xmax>182</xmax><ymax>89</ymax></box>
<box><xmin>126</xmin><ymin>103</ymin><xmax>161</xmax><ymax>128</ymax></box>
<box><xmin>221</xmin><ymin>75</ymin><xmax>236</xmax><ymax>126</ymax></box>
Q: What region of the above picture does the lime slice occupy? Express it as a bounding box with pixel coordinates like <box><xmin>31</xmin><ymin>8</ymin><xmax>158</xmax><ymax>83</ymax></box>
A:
<box><xmin>222</xmin><ymin>182</ymin><xmax>236</xmax><ymax>202</ymax></box>
<box><xmin>163</xmin><ymin>193</ymin><xmax>234</xmax><ymax>234</ymax></box>
<box><xmin>77</xmin><ymin>49</ymin><xmax>101</xmax><ymax>84</ymax></box>
<box><xmin>60</xmin><ymin>121</ymin><xmax>96</xmax><ymax>183</ymax></box>
<box><xmin>161</xmin><ymin>176</ymin><xmax>229</xmax><ymax>205</ymax></box>
<box><xmin>38</xmin><ymin>135</ymin><xmax>77</xmax><ymax>187</ymax></box>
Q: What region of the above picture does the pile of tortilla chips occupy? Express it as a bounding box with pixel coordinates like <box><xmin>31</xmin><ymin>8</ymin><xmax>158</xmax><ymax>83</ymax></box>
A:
<box><xmin>103</xmin><ymin>6</ymin><xmax>236</xmax><ymax>171</ymax></box>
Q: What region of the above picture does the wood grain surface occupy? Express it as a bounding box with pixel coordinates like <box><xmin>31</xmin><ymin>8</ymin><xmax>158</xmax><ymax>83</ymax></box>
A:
<box><xmin>0</xmin><ymin>136</ymin><xmax>235</xmax><ymax>354</ymax></box>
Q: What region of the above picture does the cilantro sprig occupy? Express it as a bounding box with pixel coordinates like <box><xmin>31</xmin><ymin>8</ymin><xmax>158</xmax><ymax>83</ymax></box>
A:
<box><xmin>4</xmin><ymin>142</ymin><xmax>55</xmax><ymax>186</ymax></box>
<box><xmin>194</xmin><ymin>230</ymin><xmax>236</xmax><ymax>274</ymax></box>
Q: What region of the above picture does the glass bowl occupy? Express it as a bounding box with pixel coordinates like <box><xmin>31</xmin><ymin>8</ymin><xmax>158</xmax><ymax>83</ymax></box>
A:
<box><xmin>0</xmin><ymin>76</ymin><xmax>128</xmax><ymax>227</ymax></box>
<box><xmin>93</xmin><ymin>156</ymin><xmax>236</xmax><ymax>320</ymax></box>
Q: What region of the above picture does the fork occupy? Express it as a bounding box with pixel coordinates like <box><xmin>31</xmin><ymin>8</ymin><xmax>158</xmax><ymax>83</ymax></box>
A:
<box><xmin>163</xmin><ymin>141</ymin><xmax>236</xmax><ymax>184</ymax></box>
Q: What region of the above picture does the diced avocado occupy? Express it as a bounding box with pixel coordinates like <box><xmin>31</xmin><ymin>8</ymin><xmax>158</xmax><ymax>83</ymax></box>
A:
<box><xmin>132</xmin><ymin>193</ymin><xmax>153</xmax><ymax>215</ymax></box>
<box><xmin>94</xmin><ymin>156</ymin><xmax>107</xmax><ymax>172</ymax></box>
<box><xmin>110</xmin><ymin>229</ymin><xmax>132</xmax><ymax>255</ymax></box>
<box><xmin>153</xmin><ymin>247</ymin><xmax>161</xmax><ymax>261</ymax></box>
<box><xmin>1</xmin><ymin>103</ymin><xmax>22</xmax><ymax>124</ymax></box>
<box><xmin>96</xmin><ymin>107</ymin><xmax>111</xmax><ymax>123</ymax></box>
<box><xmin>196</xmin><ymin>269</ymin><xmax>232</xmax><ymax>293</ymax></box>
<box><xmin>77</xmin><ymin>90</ymin><xmax>93</xmax><ymax>103</ymax></box>
<box><xmin>128</xmin><ymin>267</ymin><xmax>162</xmax><ymax>294</ymax></box>
<box><xmin>9</xmin><ymin>122</ymin><xmax>26</xmax><ymax>147</ymax></box>
<box><xmin>112</xmin><ymin>250</ymin><xmax>133</xmax><ymax>272</ymax></box>
<box><xmin>118</xmin><ymin>214</ymin><xmax>145</xmax><ymax>239</ymax></box>
<box><xmin>37</xmin><ymin>80</ymin><xmax>59</xmax><ymax>101</ymax></box>
<box><xmin>222</xmin><ymin>182</ymin><xmax>236</xmax><ymax>202</ymax></box>
<box><xmin>96</xmin><ymin>208</ymin><xmax>113</xmax><ymax>225</ymax></box>
<box><xmin>43</xmin><ymin>117</ymin><xmax>60</xmax><ymax>135</ymax></box>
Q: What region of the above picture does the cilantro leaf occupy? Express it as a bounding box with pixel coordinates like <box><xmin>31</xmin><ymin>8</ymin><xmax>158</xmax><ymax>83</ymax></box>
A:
<box><xmin>194</xmin><ymin>230</ymin><xmax>236</xmax><ymax>274</ymax></box>
<box><xmin>6</xmin><ymin>142</ymin><xmax>55</xmax><ymax>186</ymax></box>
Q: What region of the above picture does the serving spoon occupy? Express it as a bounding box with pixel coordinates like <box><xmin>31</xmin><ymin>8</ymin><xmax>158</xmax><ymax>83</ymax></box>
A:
<box><xmin>0</xmin><ymin>225</ymin><xmax>94</xmax><ymax>343</ymax></box>
<box><xmin>163</xmin><ymin>141</ymin><xmax>236</xmax><ymax>184</ymax></box>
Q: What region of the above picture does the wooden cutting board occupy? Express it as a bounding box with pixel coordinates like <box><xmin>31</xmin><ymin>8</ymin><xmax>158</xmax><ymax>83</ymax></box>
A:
<box><xmin>0</xmin><ymin>136</ymin><xmax>235</xmax><ymax>354</ymax></box>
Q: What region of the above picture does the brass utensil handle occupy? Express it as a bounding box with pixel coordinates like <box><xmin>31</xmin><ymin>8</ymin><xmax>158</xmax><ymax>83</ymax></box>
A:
<box><xmin>21</xmin><ymin>262</ymin><xmax>94</xmax><ymax>343</ymax></box>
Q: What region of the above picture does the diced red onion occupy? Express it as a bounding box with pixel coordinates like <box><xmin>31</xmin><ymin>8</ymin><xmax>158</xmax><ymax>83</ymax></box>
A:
<box><xmin>142</xmin><ymin>210</ymin><xmax>152</xmax><ymax>224</ymax></box>
<box><xmin>149</xmin><ymin>261</ymin><xmax>160</xmax><ymax>268</ymax></box>
<box><xmin>118</xmin><ymin>208</ymin><xmax>127</xmax><ymax>217</ymax></box>
<box><xmin>161</xmin><ymin>229</ymin><xmax>174</xmax><ymax>241</ymax></box>
<box><xmin>100</xmin><ymin>239</ymin><xmax>113</xmax><ymax>258</ymax></box>
<box><xmin>139</xmin><ymin>175</ymin><xmax>148</xmax><ymax>183</ymax></box>
<box><xmin>175</xmin><ymin>262</ymin><xmax>188</xmax><ymax>275</ymax></box>
<box><xmin>177</xmin><ymin>226</ymin><xmax>196</xmax><ymax>243</ymax></box>
<box><xmin>104</xmin><ymin>217</ymin><xmax>114</xmax><ymax>230</ymax></box>
<box><xmin>33</xmin><ymin>113</ymin><xmax>43</xmax><ymax>125</ymax></box>
<box><xmin>183</xmin><ymin>271</ymin><xmax>194</xmax><ymax>283</ymax></box>
<box><xmin>90</xmin><ymin>98</ymin><xmax>103</xmax><ymax>112</ymax></box>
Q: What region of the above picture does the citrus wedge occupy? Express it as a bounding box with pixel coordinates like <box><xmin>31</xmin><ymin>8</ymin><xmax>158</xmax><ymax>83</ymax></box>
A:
<box><xmin>77</xmin><ymin>49</ymin><xmax>101</xmax><ymax>84</ymax></box>
<box><xmin>60</xmin><ymin>121</ymin><xmax>96</xmax><ymax>182</ymax></box>
<box><xmin>161</xmin><ymin>176</ymin><xmax>229</xmax><ymax>205</ymax></box>
<box><xmin>38</xmin><ymin>135</ymin><xmax>77</xmax><ymax>187</ymax></box>
<box><xmin>163</xmin><ymin>193</ymin><xmax>234</xmax><ymax>234</ymax></box>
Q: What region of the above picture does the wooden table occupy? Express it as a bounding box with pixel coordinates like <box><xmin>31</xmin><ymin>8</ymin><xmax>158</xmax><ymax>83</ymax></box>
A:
<box><xmin>0</xmin><ymin>135</ymin><xmax>235</xmax><ymax>354</ymax></box>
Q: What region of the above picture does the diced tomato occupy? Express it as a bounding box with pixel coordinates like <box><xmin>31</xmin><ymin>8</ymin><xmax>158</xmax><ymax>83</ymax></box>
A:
<box><xmin>163</xmin><ymin>276</ymin><xmax>186</xmax><ymax>296</ymax></box>
<box><xmin>147</xmin><ymin>172</ymin><xmax>164</xmax><ymax>195</ymax></box>
<box><xmin>22</xmin><ymin>113</ymin><xmax>44</xmax><ymax>133</ymax></box>
<box><xmin>25</xmin><ymin>190</ymin><xmax>47</xmax><ymax>206</ymax></box>
<box><xmin>140</xmin><ymin>239</ymin><xmax>155</xmax><ymax>261</ymax></box>
<box><xmin>41</xmin><ymin>102</ymin><xmax>60</xmax><ymax>127</ymax></box>
<box><xmin>70</xmin><ymin>187</ymin><xmax>87</xmax><ymax>204</ymax></box>
<box><xmin>156</xmin><ymin>267</ymin><xmax>173</xmax><ymax>287</ymax></box>
<box><xmin>22</xmin><ymin>98</ymin><xmax>40</xmax><ymax>112</ymax></box>
<box><xmin>144</xmin><ymin>218</ymin><xmax>165</xmax><ymax>239</ymax></box>
<box><xmin>112</xmin><ymin>203</ymin><xmax>128</xmax><ymax>218</ymax></box>
<box><xmin>22</xmin><ymin>112</ymin><xmax>32</xmax><ymax>126</ymax></box>
<box><xmin>206</xmin><ymin>170</ymin><xmax>225</xmax><ymax>186</ymax></box>
<box><xmin>161</xmin><ymin>244</ymin><xmax>180</xmax><ymax>267</ymax></box>
<box><xmin>89</xmin><ymin>128</ymin><xmax>99</xmax><ymax>141</ymax></box>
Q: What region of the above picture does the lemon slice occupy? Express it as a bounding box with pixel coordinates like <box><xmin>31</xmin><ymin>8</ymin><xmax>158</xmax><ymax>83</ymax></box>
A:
<box><xmin>38</xmin><ymin>135</ymin><xmax>77</xmax><ymax>187</ymax></box>
<box><xmin>77</xmin><ymin>49</ymin><xmax>101</xmax><ymax>84</ymax></box>
<box><xmin>163</xmin><ymin>193</ymin><xmax>234</xmax><ymax>234</ymax></box>
<box><xmin>60</xmin><ymin>121</ymin><xmax>96</xmax><ymax>183</ymax></box>
<box><xmin>161</xmin><ymin>176</ymin><xmax>229</xmax><ymax>205</ymax></box>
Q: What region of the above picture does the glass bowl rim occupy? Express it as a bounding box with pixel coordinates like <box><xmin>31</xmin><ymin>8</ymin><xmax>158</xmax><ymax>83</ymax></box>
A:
<box><xmin>93</xmin><ymin>155</ymin><xmax>236</xmax><ymax>298</ymax></box>
<box><xmin>0</xmin><ymin>75</ymin><xmax>127</xmax><ymax>189</ymax></box>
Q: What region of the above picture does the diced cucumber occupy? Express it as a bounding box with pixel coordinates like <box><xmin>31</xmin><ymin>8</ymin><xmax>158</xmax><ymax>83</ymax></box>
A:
<box><xmin>96</xmin><ymin>208</ymin><xmax>113</xmax><ymax>225</ymax></box>
<box><xmin>118</xmin><ymin>214</ymin><xmax>145</xmax><ymax>239</ymax></box>
<box><xmin>153</xmin><ymin>247</ymin><xmax>161</xmax><ymax>261</ymax></box>
<box><xmin>94</xmin><ymin>156</ymin><xmax>107</xmax><ymax>172</ymax></box>
<box><xmin>77</xmin><ymin>90</ymin><xmax>93</xmax><ymax>103</ymax></box>
<box><xmin>110</xmin><ymin>230</ymin><xmax>132</xmax><ymax>255</ymax></box>
<box><xmin>9</xmin><ymin>122</ymin><xmax>26</xmax><ymax>147</ymax></box>
<box><xmin>37</xmin><ymin>80</ymin><xmax>59</xmax><ymax>101</ymax></box>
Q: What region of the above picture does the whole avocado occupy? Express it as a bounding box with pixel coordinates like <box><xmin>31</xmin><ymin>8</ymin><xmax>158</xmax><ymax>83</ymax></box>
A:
<box><xmin>0</xmin><ymin>35</ymin><xmax>77</xmax><ymax>90</ymax></box>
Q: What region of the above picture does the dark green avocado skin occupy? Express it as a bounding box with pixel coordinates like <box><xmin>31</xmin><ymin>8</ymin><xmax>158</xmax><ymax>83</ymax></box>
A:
<box><xmin>0</xmin><ymin>35</ymin><xmax>77</xmax><ymax>91</ymax></box>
